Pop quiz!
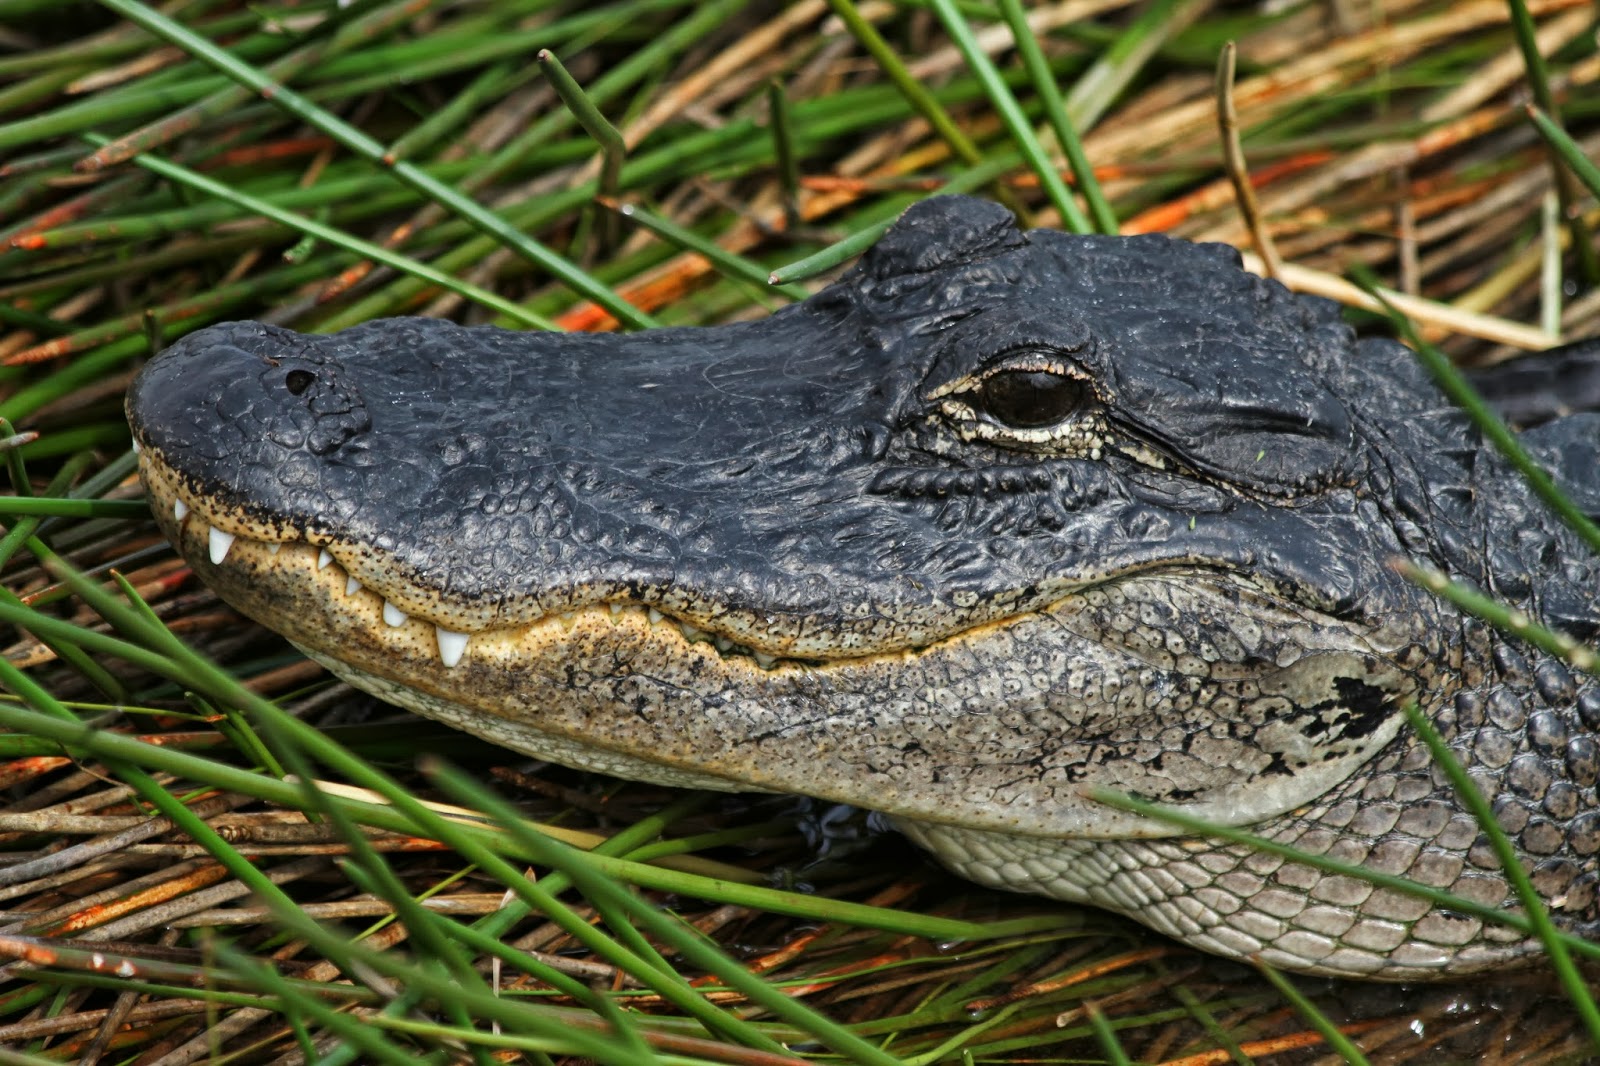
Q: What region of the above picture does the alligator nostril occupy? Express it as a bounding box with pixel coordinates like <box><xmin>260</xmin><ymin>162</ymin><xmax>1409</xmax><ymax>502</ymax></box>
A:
<box><xmin>284</xmin><ymin>369</ymin><xmax>316</xmax><ymax>396</ymax></box>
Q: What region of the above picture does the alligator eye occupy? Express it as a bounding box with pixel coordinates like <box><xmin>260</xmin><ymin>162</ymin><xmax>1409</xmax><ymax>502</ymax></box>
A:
<box><xmin>284</xmin><ymin>369</ymin><xmax>316</xmax><ymax>396</ymax></box>
<box><xmin>974</xmin><ymin>369</ymin><xmax>1085</xmax><ymax>429</ymax></box>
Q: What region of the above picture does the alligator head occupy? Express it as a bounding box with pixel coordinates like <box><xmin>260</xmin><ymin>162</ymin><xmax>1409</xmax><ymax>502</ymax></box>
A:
<box><xmin>127</xmin><ymin>196</ymin><xmax>1600</xmax><ymax>978</ymax></box>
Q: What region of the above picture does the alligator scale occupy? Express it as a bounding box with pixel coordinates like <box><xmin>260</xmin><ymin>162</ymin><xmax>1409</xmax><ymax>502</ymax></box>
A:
<box><xmin>127</xmin><ymin>196</ymin><xmax>1600</xmax><ymax>979</ymax></box>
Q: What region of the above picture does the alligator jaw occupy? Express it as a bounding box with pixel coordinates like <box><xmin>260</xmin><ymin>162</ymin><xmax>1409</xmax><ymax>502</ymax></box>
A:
<box><xmin>141</xmin><ymin>443</ymin><xmax>1414</xmax><ymax>843</ymax></box>
<box><xmin>140</xmin><ymin>450</ymin><xmax>820</xmax><ymax>677</ymax></box>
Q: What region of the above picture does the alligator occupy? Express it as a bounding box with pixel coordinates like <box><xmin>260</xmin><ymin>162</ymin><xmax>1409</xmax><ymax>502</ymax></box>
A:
<box><xmin>125</xmin><ymin>195</ymin><xmax>1600</xmax><ymax>980</ymax></box>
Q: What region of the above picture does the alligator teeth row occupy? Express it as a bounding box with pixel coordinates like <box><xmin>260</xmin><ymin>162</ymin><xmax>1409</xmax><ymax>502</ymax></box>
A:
<box><xmin>174</xmin><ymin>499</ymin><xmax>786</xmax><ymax>673</ymax></box>
<box><xmin>178</xmin><ymin>500</ymin><xmax>473</xmax><ymax>669</ymax></box>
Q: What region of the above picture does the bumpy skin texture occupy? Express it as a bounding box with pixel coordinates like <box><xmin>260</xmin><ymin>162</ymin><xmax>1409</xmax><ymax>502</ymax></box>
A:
<box><xmin>126</xmin><ymin>196</ymin><xmax>1600</xmax><ymax>979</ymax></box>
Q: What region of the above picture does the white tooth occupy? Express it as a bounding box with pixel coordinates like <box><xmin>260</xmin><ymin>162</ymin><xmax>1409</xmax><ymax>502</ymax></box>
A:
<box><xmin>436</xmin><ymin>627</ymin><xmax>469</xmax><ymax>667</ymax></box>
<box><xmin>267</xmin><ymin>542</ymin><xmax>281</xmax><ymax>554</ymax></box>
<box><xmin>648</xmin><ymin>608</ymin><xmax>663</xmax><ymax>624</ymax></box>
<box><xmin>753</xmin><ymin>652</ymin><xmax>776</xmax><ymax>669</ymax></box>
<box><xmin>173</xmin><ymin>499</ymin><xmax>189</xmax><ymax>521</ymax></box>
<box><xmin>680</xmin><ymin>623</ymin><xmax>702</xmax><ymax>641</ymax></box>
<box><xmin>345</xmin><ymin>575</ymin><xmax>361</xmax><ymax>596</ymax></box>
<box><xmin>131</xmin><ymin>440</ymin><xmax>141</xmax><ymax>454</ymax></box>
<box><xmin>317</xmin><ymin>549</ymin><xmax>333</xmax><ymax>570</ymax></box>
<box><xmin>609</xmin><ymin>603</ymin><xmax>623</xmax><ymax>615</ymax></box>
<box><xmin>713</xmin><ymin>636</ymin><xmax>733</xmax><ymax>653</ymax></box>
<box><xmin>208</xmin><ymin>528</ymin><xmax>235</xmax><ymax>565</ymax></box>
<box><xmin>382</xmin><ymin>601</ymin><xmax>408</xmax><ymax>627</ymax></box>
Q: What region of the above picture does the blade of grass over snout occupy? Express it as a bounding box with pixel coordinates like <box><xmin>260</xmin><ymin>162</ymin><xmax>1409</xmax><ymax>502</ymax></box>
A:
<box><xmin>91</xmin><ymin>0</ymin><xmax>656</xmax><ymax>329</ymax></box>
<box><xmin>1353</xmin><ymin>273</ymin><xmax>1600</xmax><ymax>556</ymax></box>
<box><xmin>75</xmin><ymin>133</ymin><xmax>556</xmax><ymax>330</ymax></box>
<box><xmin>995</xmin><ymin>0</ymin><xmax>1116</xmax><ymax>234</ymax></box>
<box><xmin>425</xmin><ymin>759</ymin><xmax>907</xmax><ymax>1066</ymax></box>
<box><xmin>926</xmin><ymin>0</ymin><xmax>1089</xmax><ymax>233</ymax></box>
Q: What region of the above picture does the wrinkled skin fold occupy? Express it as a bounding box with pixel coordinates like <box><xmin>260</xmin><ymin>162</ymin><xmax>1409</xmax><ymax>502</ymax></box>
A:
<box><xmin>128</xmin><ymin>196</ymin><xmax>1600</xmax><ymax>979</ymax></box>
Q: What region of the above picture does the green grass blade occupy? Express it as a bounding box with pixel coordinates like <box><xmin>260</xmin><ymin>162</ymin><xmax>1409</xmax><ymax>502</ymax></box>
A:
<box><xmin>1085</xmin><ymin>1002</ymin><xmax>1134</xmax><ymax>1066</ymax></box>
<box><xmin>825</xmin><ymin>0</ymin><xmax>985</xmax><ymax>170</ymax></box>
<box><xmin>1398</xmin><ymin>561</ymin><xmax>1597</xmax><ymax>675</ymax></box>
<box><xmin>1250</xmin><ymin>963</ymin><xmax>1372</xmax><ymax>1065</ymax></box>
<box><xmin>1087</xmin><ymin>785</ymin><xmax>1600</xmax><ymax>963</ymax></box>
<box><xmin>769</xmin><ymin>154</ymin><xmax>1019</xmax><ymax>283</ymax></box>
<box><xmin>1508</xmin><ymin>0</ymin><xmax>1599</xmax><ymax>284</ymax></box>
<box><xmin>426</xmin><ymin>759</ymin><xmax>908</xmax><ymax>1066</ymax></box>
<box><xmin>613</xmin><ymin>201</ymin><xmax>809</xmax><ymax>300</ymax></box>
<box><xmin>79</xmin><ymin>132</ymin><xmax>556</xmax><ymax>330</ymax></box>
<box><xmin>1355</xmin><ymin>274</ymin><xmax>1600</xmax><ymax>556</ymax></box>
<box><xmin>996</xmin><ymin>0</ymin><xmax>1116</xmax><ymax>233</ymax></box>
<box><xmin>1399</xmin><ymin>702</ymin><xmax>1600</xmax><ymax>1047</ymax></box>
<box><xmin>92</xmin><ymin>0</ymin><xmax>655</xmax><ymax>329</ymax></box>
<box><xmin>0</xmin><ymin>496</ymin><xmax>148</xmax><ymax>520</ymax></box>
<box><xmin>927</xmin><ymin>0</ymin><xmax>1088</xmax><ymax>231</ymax></box>
<box><xmin>538</xmin><ymin>48</ymin><xmax>624</xmax><ymax>243</ymax></box>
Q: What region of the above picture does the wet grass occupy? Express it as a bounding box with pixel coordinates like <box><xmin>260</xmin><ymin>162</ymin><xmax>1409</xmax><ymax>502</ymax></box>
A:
<box><xmin>0</xmin><ymin>1</ymin><xmax>1597</xmax><ymax>1062</ymax></box>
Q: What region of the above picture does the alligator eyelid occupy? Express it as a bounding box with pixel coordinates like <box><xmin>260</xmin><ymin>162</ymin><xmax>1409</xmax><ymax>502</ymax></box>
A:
<box><xmin>975</xmin><ymin>346</ymin><xmax>1093</xmax><ymax>382</ymax></box>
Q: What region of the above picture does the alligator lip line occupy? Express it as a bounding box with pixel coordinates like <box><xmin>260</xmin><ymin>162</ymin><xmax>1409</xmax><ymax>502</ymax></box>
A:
<box><xmin>140</xmin><ymin>448</ymin><xmax>965</xmax><ymax>675</ymax></box>
<box><xmin>139</xmin><ymin>444</ymin><xmax>1228</xmax><ymax>682</ymax></box>
<box><xmin>148</xmin><ymin>493</ymin><xmax>807</xmax><ymax>675</ymax></box>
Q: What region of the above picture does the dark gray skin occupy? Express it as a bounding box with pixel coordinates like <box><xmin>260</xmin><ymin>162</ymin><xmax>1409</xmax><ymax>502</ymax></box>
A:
<box><xmin>127</xmin><ymin>196</ymin><xmax>1600</xmax><ymax>979</ymax></box>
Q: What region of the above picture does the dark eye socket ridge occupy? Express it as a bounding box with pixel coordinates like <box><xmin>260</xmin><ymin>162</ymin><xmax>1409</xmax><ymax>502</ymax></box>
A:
<box><xmin>973</xmin><ymin>368</ymin><xmax>1086</xmax><ymax>429</ymax></box>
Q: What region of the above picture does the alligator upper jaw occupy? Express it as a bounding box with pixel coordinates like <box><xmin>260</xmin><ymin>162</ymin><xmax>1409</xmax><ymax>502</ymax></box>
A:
<box><xmin>139</xmin><ymin>451</ymin><xmax>807</xmax><ymax>671</ymax></box>
<box><xmin>134</xmin><ymin>442</ymin><xmax>1136</xmax><ymax>665</ymax></box>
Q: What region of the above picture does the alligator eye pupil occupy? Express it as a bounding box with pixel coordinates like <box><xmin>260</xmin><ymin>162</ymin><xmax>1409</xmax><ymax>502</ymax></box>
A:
<box><xmin>977</xmin><ymin>370</ymin><xmax>1083</xmax><ymax>429</ymax></box>
<box><xmin>284</xmin><ymin>369</ymin><xmax>316</xmax><ymax>396</ymax></box>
